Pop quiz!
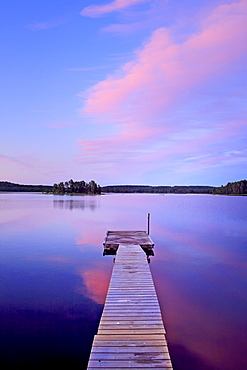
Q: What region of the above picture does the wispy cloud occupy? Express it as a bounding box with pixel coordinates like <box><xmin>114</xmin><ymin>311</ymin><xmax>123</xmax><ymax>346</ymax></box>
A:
<box><xmin>28</xmin><ymin>255</ymin><xmax>74</xmax><ymax>264</ymax></box>
<box><xmin>81</xmin><ymin>0</ymin><xmax>150</xmax><ymax>18</ymax></box>
<box><xmin>102</xmin><ymin>19</ymin><xmax>151</xmax><ymax>34</ymax></box>
<box><xmin>78</xmin><ymin>0</ymin><xmax>247</xmax><ymax>182</ymax></box>
<box><xmin>43</xmin><ymin>121</ymin><xmax>79</xmax><ymax>128</ymax></box>
<box><xmin>27</xmin><ymin>15</ymin><xmax>75</xmax><ymax>31</ymax></box>
<box><xmin>100</xmin><ymin>0</ymin><xmax>168</xmax><ymax>34</ymax></box>
<box><xmin>0</xmin><ymin>154</ymin><xmax>35</xmax><ymax>169</ymax></box>
<box><xmin>66</xmin><ymin>64</ymin><xmax>117</xmax><ymax>72</ymax></box>
<box><xmin>81</xmin><ymin>0</ymin><xmax>166</xmax><ymax>35</ymax></box>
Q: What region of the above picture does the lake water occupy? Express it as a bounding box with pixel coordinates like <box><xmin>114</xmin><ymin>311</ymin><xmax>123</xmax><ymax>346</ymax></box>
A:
<box><xmin>0</xmin><ymin>192</ymin><xmax>246</xmax><ymax>370</ymax></box>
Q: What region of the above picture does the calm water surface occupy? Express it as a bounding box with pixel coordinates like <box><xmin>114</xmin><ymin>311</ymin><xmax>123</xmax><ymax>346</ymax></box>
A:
<box><xmin>0</xmin><ymin>193</ymin><xmax>246</xmax><ymax>369</ymax></box>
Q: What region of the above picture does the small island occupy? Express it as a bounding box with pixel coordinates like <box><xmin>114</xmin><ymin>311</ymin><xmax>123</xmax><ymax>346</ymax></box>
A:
<box><xmin>52</xmin><ymin>179</ymin><xmax>101</xmax><ymax>195</ymax></box>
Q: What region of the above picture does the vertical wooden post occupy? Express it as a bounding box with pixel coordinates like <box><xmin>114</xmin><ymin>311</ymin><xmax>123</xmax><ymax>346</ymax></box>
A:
<box><xmin>147</xmin><ymin>213</ymin><xmax>150</xmax><ymax>235</ymax></box>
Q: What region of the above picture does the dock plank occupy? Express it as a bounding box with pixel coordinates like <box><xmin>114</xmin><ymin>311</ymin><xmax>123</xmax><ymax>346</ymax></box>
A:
<box><xmin>90</xmin><ymin>346</ymin><xmax>169</xmax><ymax>353</ymax></box>
<box><xmin>88</xmin><ymin>359</ymin><xmax>172</xmax><ymax>368</ymax></box>
<box><xmin>89</xmin><ymin>352</ymin><xmax>171</xmax><ymax>360</ymax></box>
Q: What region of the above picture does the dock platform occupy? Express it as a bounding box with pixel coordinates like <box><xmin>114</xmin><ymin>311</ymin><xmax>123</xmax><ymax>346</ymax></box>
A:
<box><xmin>103</xmin><ymin>230</ymin><xmax>154</xmax><ymax>256</ymax></box>
<box><xmin>87</xmin><ymin>231</ymin><xmax>173</xmax><ymax>369</ymax></box>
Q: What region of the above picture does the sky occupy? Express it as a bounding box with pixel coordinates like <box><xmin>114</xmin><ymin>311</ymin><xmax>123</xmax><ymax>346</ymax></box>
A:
<box><xmin>1</xmin><ymin>0</ymin><xmax>246</xmax><ymax>186</ymax></box>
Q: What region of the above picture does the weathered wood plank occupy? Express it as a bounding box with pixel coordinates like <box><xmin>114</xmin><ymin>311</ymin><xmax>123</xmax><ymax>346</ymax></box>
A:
<box><xmin>98</xmin><ymin>326</ymin><xmax>166</xmax><ymax>331</ymax></box>
<box><xmin>101</xmin><ymin>315</ymin><xmax>163</xmax><ymax>320</ymax></box>
<box><xmin>101</xmin><ymin>317</ymin><xmax>163</xmax><ymax>322</ymax></box>
<box><xmin>100</xmin><ymin>320</ymin><xmax>164</xmax><ymax>325</ymax></box>
<box><xmin>102</xmin><ymin>305</ymin><xmax>162</xmax><ymax>310</ymax></box>
<box><xmin>88</xmin><ymin>368</ymin><xmax>172</xmax><ymax>370</ymax></box>
<box><xmin>93</xmin><ymin>334</ymin><xmax>166</xmax><ymax>341</ymax></box>
<box><xmin>102</xmin><ymin>309</ymin><xmax>162</xmax><ymax>313</ymax></box>
<box><xmin>92</xmin><ymin>341</ymin><xmax>168</xmax><ymax>347</ymax></box>
<box><xmin>90</xmin><ymin>345</ymin><xmax>169</xmax><ymax>352</ymax></box>
<box><xmin>89</xmin><ymin>352</ymin><xmax>171</xmax><ymax>360</ymax></box>
<box><xmin>105</xmin><ymin>300</ymin><xmax>160</xmax><ymax>304</ymax></box>
<box><xmin>103</xmin><ymin>305</ymin><xmax>161</xmax><ymax>309</ymax></box>
<box><xmin>106</xmin><ymin>294</ymin><xmax>158</xmax><ymax>298</ymax></box>
<box><xmin>97</xmin><ymin>329</ymin><xmax>166</xmax><ymax>335</ymax></box>
<box><xmin>87</xmin><ymin>359</ymin><xmax>173</xmax><ymax>368</ymax></box>
<box><xmin>99</xmin><ymin>320</ymin><xmax>164</xmax><ymax>324</ymax></box>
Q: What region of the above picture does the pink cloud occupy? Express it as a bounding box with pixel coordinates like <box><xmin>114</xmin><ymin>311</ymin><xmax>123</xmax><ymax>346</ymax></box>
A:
<box><xmin>81</xmin><ymin>0</ymin><xmax>150</xmax><ymax>18</ymax></box>
<box><xmin>82</xmin><ymin>0</ymin><xmax>247</xmax><ymax>116</ymax></box>
<box><xmin>78</xmin><ymin>263</ymin><xmax>112</xmax><ymax>304</ymax></box>
<box><xmin>78</xmin><ymin>0</ymin><xmax>247</xmax><ymax>181</ymax></box>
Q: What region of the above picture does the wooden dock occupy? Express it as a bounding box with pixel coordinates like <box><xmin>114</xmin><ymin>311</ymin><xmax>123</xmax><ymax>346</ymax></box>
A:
<box><xmin>87</xmin><ymin>232</ymin><xmax>173</xmax><ymax>369</ymax></box>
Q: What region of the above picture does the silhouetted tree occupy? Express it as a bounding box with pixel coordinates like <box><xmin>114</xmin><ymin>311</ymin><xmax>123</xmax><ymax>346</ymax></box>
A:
<box><xmin>52</xmin><ymin>179</ymin><xmax>101</xmax><ymax>195</ymax></box>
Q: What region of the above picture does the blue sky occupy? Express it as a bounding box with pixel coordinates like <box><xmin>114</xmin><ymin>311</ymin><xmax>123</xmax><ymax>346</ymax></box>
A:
<box><xmin>1</xmin><ymin>0</ymin><xmax>246</xmax><ymax>186</ymax></box>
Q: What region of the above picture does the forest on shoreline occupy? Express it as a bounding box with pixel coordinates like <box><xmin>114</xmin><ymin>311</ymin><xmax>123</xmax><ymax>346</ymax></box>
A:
<box><xmin>212</xmin><ymin>180</ymin><xmax>247</xmax><ymax>195</ymax></box>
<box><xmin>0</xmin><ymin>180</ymin><xmax>246</xmax><ymax>195</ymax></box>
<box><xmin>101</xmin><ymin>185</ymin><xmax>213</xmax><ymax>194</ymax></box>
<box><xmin>0</xmin><ymin>181</ymin><xmax>52</xmax><ymax>193</ymax></box>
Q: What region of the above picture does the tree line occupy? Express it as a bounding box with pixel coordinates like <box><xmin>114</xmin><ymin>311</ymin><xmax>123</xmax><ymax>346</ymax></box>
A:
<box><xmin>213</xmin><ymin>180</ymin><xmax>247</xmax><ymax>195</ymax></box>
<box><xmin>1</xmin><ymin>180</ymin><xmax>246</xmax><ymax>195</ymax></box>
<box><xmin>0</xmin><ymin>181</ymin><xmax>52</xmax><ymax>192</ymax></box>
<box><xmin>52</xmin><ymin>179</ymin><xmax>101</xmax><ymax>195</ymax></box>
<box><xmin>101</xmin><ymin>185</ymin><xmax>213</xmax><ymax>194</ymax></box>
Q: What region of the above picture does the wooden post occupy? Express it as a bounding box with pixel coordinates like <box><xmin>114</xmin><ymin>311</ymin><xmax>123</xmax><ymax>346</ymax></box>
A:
<box><xmin>147</xmin><ymin>213</ymin><xmax>150</xmax><ymax>235</ymax></box>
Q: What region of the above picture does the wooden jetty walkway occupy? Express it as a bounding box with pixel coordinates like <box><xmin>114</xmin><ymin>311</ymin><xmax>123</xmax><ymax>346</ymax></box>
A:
<box><xmin>87</xmin><ymin>231</ymin><xmax>173</xmax><ymax>369</ymax></box>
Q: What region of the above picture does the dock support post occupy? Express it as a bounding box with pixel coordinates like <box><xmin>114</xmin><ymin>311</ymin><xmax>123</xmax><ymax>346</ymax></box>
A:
<box><xmin>147</xmin><ymin>212</ymin><xmax>150</xmax><ymax>235</ymax></box>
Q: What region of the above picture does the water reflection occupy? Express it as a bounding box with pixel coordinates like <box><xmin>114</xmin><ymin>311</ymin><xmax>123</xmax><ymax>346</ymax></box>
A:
<box><xmin>1</xmin><ymin>301</ymin><xmax>102</xmax><ymax>369</ymax></box>
<box><xmin>150</xmin><ymin>209</ymin><xmax>247</xmax><ymax>370</ymax></box>
<box><xmin>77</xmin><ymin>261</ymin><xmax>112</xmax><ymax>305</ymax></box>
<box><xmin>0</xmin><ymin>193</ymin><xmax>246</xmax><ymax>370</ymax></box>
<box><xmin>0</xmin><ymin>259</ymin><xmax>104</xmax><ymax>369</ymax></box>
<box><xmin>53</xmin><ymin>198</ymin><xmax>99</xmax><ymax>211</ymax></box>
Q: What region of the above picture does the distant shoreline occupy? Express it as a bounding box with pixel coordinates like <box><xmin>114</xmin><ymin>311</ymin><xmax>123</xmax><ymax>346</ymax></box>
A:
<box><xmin>1</xmin><ymin>180</ymin><xmax>246</xmax><ymax>195</ymax></box>
<box><xmin>0</xmin><ymin>181</ymin><xmax>213</xmax><ymax>194</ymax></box>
